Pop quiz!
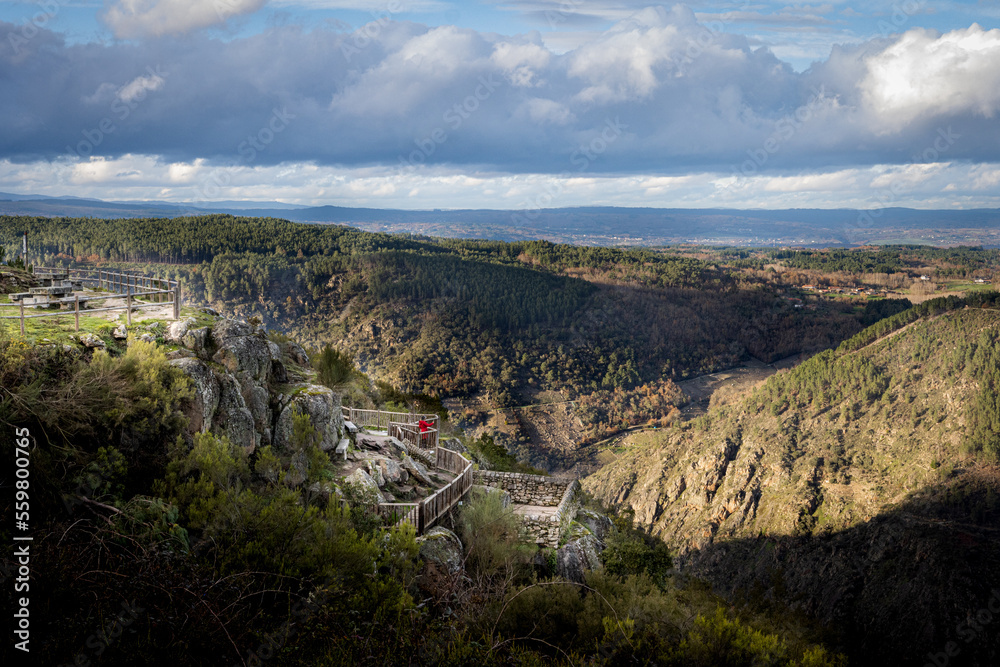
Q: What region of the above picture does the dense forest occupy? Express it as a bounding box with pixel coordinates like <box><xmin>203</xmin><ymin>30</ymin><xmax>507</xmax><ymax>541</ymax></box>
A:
<box><xmin>1</xmin><ymin>216</ymin><xmax>893</xmax><ymax>424</ymax></box>
<box><xmin>770</xmin><ymin>244</ymin><xmax>1000</xmax><ymax>277</ymax></box>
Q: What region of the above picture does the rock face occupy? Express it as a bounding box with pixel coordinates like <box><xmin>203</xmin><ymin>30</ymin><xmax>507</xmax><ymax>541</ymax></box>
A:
<box><xmin>344</xmin><ymin>468</ymin><xmax>385</xmax><ymax>503</ymax></box>
<box><xmin>582</xmin><ymin>309</ymin><xmax>1000</xmax><ymax>667</ymax></box>
<box><xmin>169</xmin><ymin>358</ymin><xmax>220</xmax><ymax>434</ymax></box>
<box><xmin>416</xmin><ymin>527</ymin><xmax>465</xmax><ymax>599</ymax></box>
<box><xmin>575</xmin><ymin>509</ymin><xmax>613</xmax><ymax>542</ymax></box>
<box><xmin>273</xmin><ymin>385</ymin><xmax>344</xmax><ymax>453</ymax></box>
<box><xmin>169</xmin><ymin>316</ymin><xmax>344</xmax><ymax>466</ymax></box>
<box><xmin>557</xmin><ymin>535</ymin><xmax>604</xmax><ymax>584</ymax></box>
<box><xmin>402</xmin><ymin>455</ymin><xmax>434</xmax><ymax>486</ymax></box>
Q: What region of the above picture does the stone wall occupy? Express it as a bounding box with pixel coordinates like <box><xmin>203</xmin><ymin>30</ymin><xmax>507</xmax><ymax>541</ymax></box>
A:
<box><xmin>474</xmin><ymin>471</ymin><xmax>581</xmax><ymax>548</ymax></box>
<box><xmin>474</xmin><ymin>471</ymin><xmax>573</xmax><ymax>505</ymax></box>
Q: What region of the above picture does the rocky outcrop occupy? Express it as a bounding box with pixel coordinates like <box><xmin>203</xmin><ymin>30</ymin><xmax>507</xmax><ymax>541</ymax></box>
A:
<box><xmin>273</xmin><ymin>384</ymin><xmax>344</xmax><ymax>453</ymax></box>
<box><xmin>344</xmin><ymin>468</ymin><xmax>385</xmax><ymax>503</ymax></box>
<box><xmin>169</xmin><ymin>316</ymin><xmax>343</xmax><ymax>470</ymax></box>
<box><xmin>371</xmin><ymin>456</ymin><xmax>407</xmax><ymax>485</ymax></box>
<box><xmin>416</xmin><ymin>527</ymin><xmax>464</xmax><ymax>599</ymax></box>
<box><xmin>557</xmin><ymin>534</ymin><xmax>603</xmax><ymax>584</ymax></box>
<box><xmin>402</xmin><ymin>455</ymin><xmax>434</xmax><ymax>486</ymax></box>
<box><xmin>169</xmin><ymin>358</ymin><xmax>220</xmax><ymax>434</ymax></box>
<box><xmin>575</xmin><ymin>508</ymin><xmax>613</xmax><ymax>542</ymax></box>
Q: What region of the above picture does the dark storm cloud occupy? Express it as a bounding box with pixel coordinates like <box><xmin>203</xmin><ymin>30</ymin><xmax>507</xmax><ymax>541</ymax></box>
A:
<box><xmin>3</xmin><ymin>6</ymin><xmax>1000</xmax><ymax>174</ymax></box>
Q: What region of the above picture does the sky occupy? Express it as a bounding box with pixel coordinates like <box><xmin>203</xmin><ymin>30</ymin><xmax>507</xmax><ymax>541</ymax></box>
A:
<box><xmin>2</xmin><ymin>0</ymin><xmax>1000</xmax><ymax>210</ymax></box>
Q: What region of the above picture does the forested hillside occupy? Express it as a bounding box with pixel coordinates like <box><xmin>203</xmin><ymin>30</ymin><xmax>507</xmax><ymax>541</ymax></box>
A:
<box><xmin>585</xmin><ymin>292</ymin><xmax>1000</xmax><ymax>666</ymax></box>
<box><xmin>1</xmin><ymin>215</ymin><xmax>879</xmax><ymax>443</ymax></box>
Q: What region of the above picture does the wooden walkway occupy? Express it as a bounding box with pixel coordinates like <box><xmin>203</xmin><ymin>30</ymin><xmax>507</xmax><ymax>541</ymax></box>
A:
<box><xmin>375</xmin><ymin>446</ymin><xmax>474</xmax><ymax>534</ymax></box>
<box><xmin>344</xmin><ymin>408</ymin><xmax>470</xmax><ymax>534</ymax></box>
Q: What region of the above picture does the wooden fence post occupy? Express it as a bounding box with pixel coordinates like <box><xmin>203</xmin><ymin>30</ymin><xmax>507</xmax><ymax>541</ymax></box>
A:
<box><xmin>74</xmin><ymin>295</ymin><xmax>80</xmax><ymax>331</ymax></box>
<box><xmin>173</xmin><ymin>281</ymin><xmax>181</xmax><ymax>320</ymax></box>
<box><xmin>19</xmin><ymin>302</ymin><xmax>25</xmax><ymax>336</ymax></box>
<box><xmin>126</xmin><ymin>292</ymin><xmax>132</xmax><ymax>326</ymax></box>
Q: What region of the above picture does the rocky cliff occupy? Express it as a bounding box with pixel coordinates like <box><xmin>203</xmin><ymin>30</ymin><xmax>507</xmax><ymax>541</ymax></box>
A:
<box><xmin>164</xmin><ymin>313</ymin><xmax>344</xmax><ymax>484</ymax></box>
<box><xmin>585</xmin><ymin>307</ymin><xmax>1000</xmax><ymax>666</ymax></box>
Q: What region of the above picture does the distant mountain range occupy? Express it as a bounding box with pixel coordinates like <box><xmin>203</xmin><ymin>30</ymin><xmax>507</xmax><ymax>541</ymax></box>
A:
<box><xmin>2</xmin><ymin>192</ymin><xmax>998</xmax><ymax>247</ymax></box>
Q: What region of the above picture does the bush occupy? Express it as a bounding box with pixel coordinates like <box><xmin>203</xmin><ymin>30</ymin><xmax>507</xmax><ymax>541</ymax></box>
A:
<box><xmin>315</xmin><ymin>344</ymin><xmax>355</xmax><ymax>387</ymax></box>
<box><xmin>457</xmin><ymin>488</ymin><xmax>533</xmax><ymax>596</ymax></box>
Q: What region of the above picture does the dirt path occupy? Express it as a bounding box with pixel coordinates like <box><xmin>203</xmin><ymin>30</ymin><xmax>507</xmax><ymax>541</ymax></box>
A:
<box><xmin>93</xmin><ymin>296</ymin><xmax>177</xmax><ymax>322</ymax></box>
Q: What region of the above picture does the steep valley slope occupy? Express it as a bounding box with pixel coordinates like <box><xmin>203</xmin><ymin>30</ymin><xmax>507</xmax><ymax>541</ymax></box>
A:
<box><xmin>585</xmin><ymin>300</ymin><xmax>1000</xmax><ymax>666</ymax></box>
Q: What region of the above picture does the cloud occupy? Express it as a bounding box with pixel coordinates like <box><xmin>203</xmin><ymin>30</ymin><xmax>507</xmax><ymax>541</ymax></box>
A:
<box><xmin>862</xmin><ymin>24</ymin><xmax>1000</xmax><ymax>127</ymax></box>
<box><xmin>2</xmin><ymin>11</ymin><xmax>1000</xmax><ymax>179</ymax></box>
<box><xmin>117</xmin><ymin>71</ymin><xmax>166</xmax><ymax>104</ymax></box>
<box><xmin>102</xmin><ymin>0</ymin><xmax>267</xmax><ymax>39</ymax></box>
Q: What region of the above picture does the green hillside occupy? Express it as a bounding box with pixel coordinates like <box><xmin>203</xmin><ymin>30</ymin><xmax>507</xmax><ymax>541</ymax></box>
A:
<box><xmin>1</xmin><ymin>215</ymin><xmax>880</xmax><ymax>445</ymax></box>
<box><xmin>585</xmin><ymin>292</ymin><xmax>1000</xmax><ymax>666</ymax></box>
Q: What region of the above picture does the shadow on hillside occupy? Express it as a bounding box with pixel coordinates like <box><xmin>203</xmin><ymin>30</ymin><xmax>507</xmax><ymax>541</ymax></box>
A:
<box><xmin>684</xmin><ymin>473</ymin><xmax>1000</xmax><ymax>667</ymax></box>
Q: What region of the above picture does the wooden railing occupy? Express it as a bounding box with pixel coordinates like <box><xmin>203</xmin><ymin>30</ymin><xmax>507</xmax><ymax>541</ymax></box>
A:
<box><xmin>0</xmin><ymin>267</ymin><xmax>181</xmax><ymax>335</ymax></box>
<box><xmin>343</xmin><ymin>407</ymin><xmax>437</xmax><ymax>431</ymax></box>
<box><xmin>375</xmin><ymin>446</ymin><xmax>473</xmax><ymax>533</ymax></box>
<box><xmin>389</xmin><ymin>421</ymin><xmax>440</xmax><ymax>454</ymax></box>
<box><xmin>420</xmin><ymin>450</ymin><xmax>474</xmax><ymax>531</ymax></box>
<box><xmin>377</xmin><ymin>503</ymin><xmax>420</xmax><ymax>527</ymax></box>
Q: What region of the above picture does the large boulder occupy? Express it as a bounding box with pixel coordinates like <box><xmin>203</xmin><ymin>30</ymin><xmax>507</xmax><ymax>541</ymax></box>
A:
<box><xmin>236</xmin><ymin>373</ymin><xmax>272</xmax><ymax>447</ymax></box>
<box><xmin>273</xmin><ymin>384</ymin><xmax>344</xmax><ymax>453</ymax></box>
<box><xmin>557</xmin><ymin>535</ymin><xmax>604</xmax><ymax>584</ymax></box>
<box><xmin>170</xmin><ymin>358</ymin><xmax>221</xmax><ymax>434</ymax></box>
<box><xmin>212</xmin><ymin>372</ymin><xmax>257</xmax><ymax>453</ymax></box>
<box><xmin>416</xmin><ymin>527</ymin><xmax>465</xmax><ymax>599</ymax></box>
<box><xmin>402</xmin><ymin>455</ymin><xmax>434</xmax><ymax>486</ymax></box>
<box><xmin>576</xmin><ymin>508</ymin><xmax>613</xmax><ymax>542</ymax></box>
<box><xmin>165</xmin><ymin>317</ymin><xmax>195</xmax><ymax>343</ymax></box>
<box><xmin>210</xmin><ymin>319</ymin><xmax>272</xmax><ymax>383</ymax></box>
<box><xmin>181</xmin><ymin>327</ymin><xmax>209</xmax><ymax>356</ymax></box>
<box><xmin>373</xmin><ymin>456</ymin><xmax>408</xmax><ymax>485</ymax></box>
<box><xmin>344</xmin><ymin>468</ymin><xmax>385</xmax><ymax>503</ymax></box>
<box><xmin>284</xmin><ymin>341</ymin><xmax>311</xmax><ymax>366</ymax></box>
